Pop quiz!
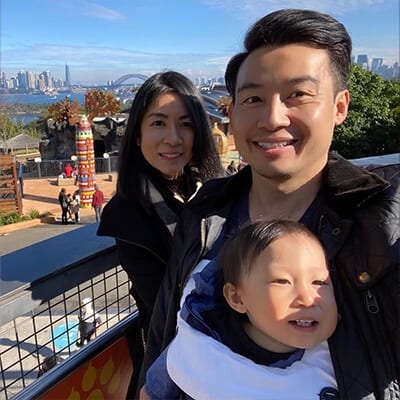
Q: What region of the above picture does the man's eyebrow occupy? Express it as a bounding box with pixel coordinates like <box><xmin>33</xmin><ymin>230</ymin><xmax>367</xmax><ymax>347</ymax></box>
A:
<box><xmin>236</xmin><ymin>76</ymin><xmax>320</xmax><ymax>95</ymax></box>
<box><xmin>236</xmin><ymin>82</ymin><xmax>262</xmax><ymax>95</ymax></box>
<box><xmin>286</xmin><ymin>76</ymin><xmax>320</xmax><ymax>86</ymax></box>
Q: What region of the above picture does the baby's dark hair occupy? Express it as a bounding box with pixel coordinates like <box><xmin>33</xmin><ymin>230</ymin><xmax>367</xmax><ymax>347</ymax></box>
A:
<box><xmin>219</xmin><ymin>219</ymin><xmax>325</xmax><ymax>285</ymax></box>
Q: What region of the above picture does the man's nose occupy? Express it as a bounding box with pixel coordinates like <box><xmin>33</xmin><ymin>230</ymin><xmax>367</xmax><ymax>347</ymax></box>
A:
<box><xmin>257</xmin><ymin>96</ymin><xmax>290</xmax><ymax>131</ymax></box>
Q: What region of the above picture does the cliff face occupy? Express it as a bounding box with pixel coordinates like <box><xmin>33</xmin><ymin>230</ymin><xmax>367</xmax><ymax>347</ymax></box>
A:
<box><xmin>39</xmin><ymin>115</ymin><xmax>128</xmax><ymax>160</ymax></box>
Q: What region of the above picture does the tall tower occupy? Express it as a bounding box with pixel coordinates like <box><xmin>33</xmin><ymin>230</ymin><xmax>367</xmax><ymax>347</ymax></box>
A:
<box><xmin>356</xmin><ymin>54</ymin><xmax>369</xmax><ymax>70</ymax></box>
<box><xmin>65</xmin><ymin>64</ymin><xmax>71</xmax><ymax>87</ymax></box>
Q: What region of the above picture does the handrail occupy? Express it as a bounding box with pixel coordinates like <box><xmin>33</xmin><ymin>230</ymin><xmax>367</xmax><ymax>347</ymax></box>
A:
<box><xmin>0</xmin><ymin>222</ymin><xmax>136</xmax><ymax>399</ymax></box>
<box><xmin>12</xmin><ymin>311</ymin><xmax>138</xmax><ymax>400</ymax></box>
<box><xmin>0</xmin><ymin>223</ymin><xmax>118</xmax><ymax>326</ymax></box>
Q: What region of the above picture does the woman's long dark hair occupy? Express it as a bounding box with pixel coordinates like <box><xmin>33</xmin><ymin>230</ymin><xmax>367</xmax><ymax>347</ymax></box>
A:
<box><xmin>117</xmin><ymin>71</ymin><xmax>223</xmax><ymax>204</ymax></box>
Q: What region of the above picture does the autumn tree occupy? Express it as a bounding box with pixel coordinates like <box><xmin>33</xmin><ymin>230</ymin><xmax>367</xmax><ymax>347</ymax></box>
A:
<box><xmin>84</xmin><ymin>89</ymin><xmax>120</xmax><ymax>122</ymax></box>
<box><xmin>47</xmin><ymin>97</ymin><xmax>81</xmax><ymax>127</ymax></box>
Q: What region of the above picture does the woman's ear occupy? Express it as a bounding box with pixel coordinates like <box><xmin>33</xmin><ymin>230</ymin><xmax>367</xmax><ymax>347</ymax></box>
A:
<box><xmin>223</xmin><ymin>283</ymin><xmax>247</xmax><ymax>314</ymax></box>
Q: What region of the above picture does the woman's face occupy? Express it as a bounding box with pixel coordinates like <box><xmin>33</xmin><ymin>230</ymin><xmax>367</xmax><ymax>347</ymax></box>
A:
<box><xmin>139</xmin><ymin>92</ymin><xmax>195</xmax><ymax>179</ymax></box>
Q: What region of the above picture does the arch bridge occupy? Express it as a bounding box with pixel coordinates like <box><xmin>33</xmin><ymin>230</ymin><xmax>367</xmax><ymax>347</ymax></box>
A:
<box><xmin>110</xmin><ymin>73</ymin><xmax>149</xmax><ymax>88</ymax></box>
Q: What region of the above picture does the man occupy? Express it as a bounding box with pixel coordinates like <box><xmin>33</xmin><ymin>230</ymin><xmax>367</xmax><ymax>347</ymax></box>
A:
<box><xmin>140</xmin><ymin>9</ymin><xmax>399</xmax><ymax>399</ymax></box>
<box><xmin>92</xmin><ymin>184</ymin><xmax>104</xmax><ymax>222</ymax></box>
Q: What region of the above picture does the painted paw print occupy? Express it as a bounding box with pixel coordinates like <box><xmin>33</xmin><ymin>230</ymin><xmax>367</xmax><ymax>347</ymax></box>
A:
<box><xmin>67</xmin><ymin>358</ymin><xmax>121</xmax><ymax>400</ymax></box>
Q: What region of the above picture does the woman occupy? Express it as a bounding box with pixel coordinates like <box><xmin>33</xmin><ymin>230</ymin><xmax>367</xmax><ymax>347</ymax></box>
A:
<box><xmin>58</xmin><ymin>187</ymin><xmax>69</xmax><ymax>224</ymax></box>
<box><xmin>97</xmin><ymin>71</ymin><xmax>223</xmax><ymax>396</ymax></box>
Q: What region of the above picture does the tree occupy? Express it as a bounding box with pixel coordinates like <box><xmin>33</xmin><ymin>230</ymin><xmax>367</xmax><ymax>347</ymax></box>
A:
<box><xmin>84</xmin><ymin>89</ymin><xmax>120</xmax><ymax>122</ymax></box>
<box><xmin>0</xmin><ymin>113</ymin><xmax>19</xmax><ymax>144</ymax></box>
<box><xmin>332</xmin><ymin>65</ymin><xmax>399</xmax><ymax>158</ymax></box>
<box><xmin>47</xmin><ymin>97</ymin><xmax>81</xmax><ymax>126</ymax></box>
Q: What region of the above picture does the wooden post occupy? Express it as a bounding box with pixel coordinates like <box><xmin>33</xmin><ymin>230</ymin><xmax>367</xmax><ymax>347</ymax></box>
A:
<box><xmin>0</xmin><ymin>155</ymin><xmax>22</xmax><ymax>215</ymax></box>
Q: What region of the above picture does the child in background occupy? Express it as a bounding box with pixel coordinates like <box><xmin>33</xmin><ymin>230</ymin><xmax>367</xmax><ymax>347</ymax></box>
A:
<box><xmin>144</xmin><ymin>220</ymin><xmax>339</xmax><ymax>400</ymax></box>
<box><xmin>76</xmin><ymin>298</ymin><xmax>101</xmax><ymax>347</ymax></box>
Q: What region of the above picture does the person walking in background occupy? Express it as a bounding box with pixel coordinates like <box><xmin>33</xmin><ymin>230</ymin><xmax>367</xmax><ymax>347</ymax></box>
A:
<box><xmin>97</xmin><ymin>70</ymin><xmax>224</xmax><ymax>397</ymax></box>
<box><xmin>145</xmin><ymin>220</ymin><xmax>339</xmax><ymax>399</ymax></box>
<box><xmin>58</xmin><ymin>188</ymin><xmax>69</xmax><ymax>225</ymax></box>
<box><xmin>70</xmin><ymin>189</ymin><xmax>81</xmax><ymax>224</ymax></box>
<box><xmin>17</xmin><ymin>161</ymin><xmax>24</xmax><ymax>198</ymax></box>
<box><xmin>92</xmin><ymin>184</ymin><xmax>104</xmax><ymax>221</ymax></box>
<box><xmin>140</xmin><ymin>9</ymin><xmax>399</xmax><ymax>399</ymax></box>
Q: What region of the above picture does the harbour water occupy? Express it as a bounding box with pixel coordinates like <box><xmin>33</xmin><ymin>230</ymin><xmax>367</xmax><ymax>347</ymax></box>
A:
<box><xmin>0</xmin><ymin>92</ymin><xmax>86</xmax><ymax>105</ymax></box>
<box><xmin>1</xmin><ymin>92</ymin><xmax>86</xmax><ymax>124</ymax></box>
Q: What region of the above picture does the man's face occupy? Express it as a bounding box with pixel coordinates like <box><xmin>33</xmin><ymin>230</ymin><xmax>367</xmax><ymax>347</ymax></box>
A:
<box><xmin>229</xmin><ymin>44</ymin><xmax>349</xmax><ymax>186</ymax></box>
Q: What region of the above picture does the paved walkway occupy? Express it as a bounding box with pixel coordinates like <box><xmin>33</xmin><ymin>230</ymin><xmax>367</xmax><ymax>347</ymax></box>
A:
<box><xmin>20</xmin><ymin>172</ymin><xmax>118</xmax><ymax>216</ymax></box>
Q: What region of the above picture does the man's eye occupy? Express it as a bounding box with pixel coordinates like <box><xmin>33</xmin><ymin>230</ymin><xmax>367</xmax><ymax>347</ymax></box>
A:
<box><xmin>243</xmin><ymin>96</ymin><xmax>261</xmax><ymax>104</ymax></box>
<box><xmin>288</xmin><ymin>90</ymin><xmax>309</xmax><ymax>99</ymax></box>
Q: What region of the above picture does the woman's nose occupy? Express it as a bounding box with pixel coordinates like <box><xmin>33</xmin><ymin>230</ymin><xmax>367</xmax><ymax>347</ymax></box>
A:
<box><xmin>163</xmin><ymin>126</ymin><xmax>183</xmax><ymax>145</ymax></box>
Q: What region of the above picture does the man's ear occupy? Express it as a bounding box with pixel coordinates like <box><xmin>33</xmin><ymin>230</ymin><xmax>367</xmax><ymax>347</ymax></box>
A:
<box><xmin>334</xmin><ymin>89</ymin><xmax>350</xmax><ymax>126</ymax></box>
<box><xmin>223</xmin><ymin>283</ymin><xmax>247</xmax><ymax>314</ymax></box>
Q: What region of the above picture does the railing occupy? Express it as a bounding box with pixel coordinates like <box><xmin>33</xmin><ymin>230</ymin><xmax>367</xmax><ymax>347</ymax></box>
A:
<box><xmin>0</xmin><ymin>223</ymin><xmax>137</xmax><ymax>400</ymax></box>
<box><xmin>20</xmin><ymin>156</ymin><xmax>119</xmax><ymax>179</ymax></box>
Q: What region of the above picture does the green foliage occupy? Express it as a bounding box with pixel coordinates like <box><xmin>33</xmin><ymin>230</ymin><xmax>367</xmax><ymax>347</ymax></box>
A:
<box><xmin>0</xmin><ymin>111</ymin><xmax>40</xmax><ymax>143</ymax></box>
<box><xmin>333</xmin><ymin>65</ymin><xmax>399</xmax><ymax>158</ymax></box>
<box><xmin>0</xmin><ymin>212</ymin><xmax>23</xmax><ymax>226</ymax></box>
<box><xmin>28</xmin><ymin>209</ymin><xmax>41</xmax><ymax>219</ymax></box>
<box><xmin>0</xmin><ymin>208</ymin><xmax>45</xmax><ymax>226</ymax></box>
<box><xmin>0</xmin><ymin>113</ymin><xmax>20</xmax><ymax>142</ymax></box>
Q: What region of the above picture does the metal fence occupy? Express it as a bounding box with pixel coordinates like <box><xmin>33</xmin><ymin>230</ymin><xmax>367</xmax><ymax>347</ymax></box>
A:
<box><xmin>0</xmin><ymin>224</ymin><xmax>135</xmax><ymax>400</ymax></box>
<box><xmin>20</xmin><ymin>156</ymin><xmax>119</xmax><ymax>179</ymax></box>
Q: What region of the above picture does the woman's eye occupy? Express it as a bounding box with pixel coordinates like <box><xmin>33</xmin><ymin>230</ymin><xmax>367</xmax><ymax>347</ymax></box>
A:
<box><xmin>180</xmin><ymin>120</ymin><xmax>193</xmax><ymax>128</ymax></box>
<box><xmin>150</xmin><ymin>120</ymin><xmax>165</xmax><ymax>126</ymax></box>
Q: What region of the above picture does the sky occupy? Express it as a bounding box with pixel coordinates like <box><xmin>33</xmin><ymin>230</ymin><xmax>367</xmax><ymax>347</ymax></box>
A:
<box><xmin>1</xmin><ymin>0</ymin><xmax>399</xmax><ymax>85</ymax></box>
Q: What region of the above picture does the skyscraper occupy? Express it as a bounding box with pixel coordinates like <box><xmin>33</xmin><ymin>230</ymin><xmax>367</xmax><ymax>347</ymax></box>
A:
<box><xmin>357</xmin><ymin>54</ymin><xmax>369</xmax><ymax>70</ymax></box>
<box><xmin>371</xmin><ymin>58</ymin><xmax>383</xmax><ymax>73</ymax></box>
<box><xmin>65</xmin><ymin>64</ymin><xmax>71</xmax><ymax>87</ymax></box>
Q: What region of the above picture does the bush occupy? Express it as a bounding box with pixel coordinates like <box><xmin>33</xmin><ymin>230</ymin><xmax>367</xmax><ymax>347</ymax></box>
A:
<box><xmin>0</xmin><ymin>208</ymin><xmax>47</xmax><ymax>226</ymax></box>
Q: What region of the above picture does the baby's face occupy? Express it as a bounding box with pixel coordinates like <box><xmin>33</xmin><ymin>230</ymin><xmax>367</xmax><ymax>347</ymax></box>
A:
<box><xmin>233</xmin><ymin>233</ymin><xmax>337</xmax><ymax>353</ymax></box>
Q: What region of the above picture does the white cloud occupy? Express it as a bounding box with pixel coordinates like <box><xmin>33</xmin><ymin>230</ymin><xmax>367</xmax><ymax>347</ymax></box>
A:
<box><xmin>202</xmin><ymin>0</ymin><xmax>388</xmax><ymax>20</ymax></box>
<box><xmin>81</xmin><ymin>2</ymin><xmax>126</xmax><ymax>22</ymax></box>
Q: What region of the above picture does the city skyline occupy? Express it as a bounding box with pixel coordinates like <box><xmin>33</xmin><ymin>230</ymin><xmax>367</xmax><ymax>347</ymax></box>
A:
<box><xmin>1</xmin><ymin>0</ymin><xmax>399</xmax><ymax>85</ymax></box>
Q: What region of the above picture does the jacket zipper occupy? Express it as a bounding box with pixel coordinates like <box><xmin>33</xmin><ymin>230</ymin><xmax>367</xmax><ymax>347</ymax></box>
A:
<box><xmin>180</xmin><ymin>218</ymin><xmax>207</xmax><ymax>296</ymax></box>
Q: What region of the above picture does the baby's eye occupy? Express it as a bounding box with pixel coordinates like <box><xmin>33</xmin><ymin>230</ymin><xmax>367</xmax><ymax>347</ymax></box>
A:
<box><xmin>312</xmin><ymin>280</ymin><xmax>328</xmax><ymax>286</ymax></box>
<box><xmin>272</xmin><ymin>278</ymin><xmax>290</xmax><ymax>285</ymax></box>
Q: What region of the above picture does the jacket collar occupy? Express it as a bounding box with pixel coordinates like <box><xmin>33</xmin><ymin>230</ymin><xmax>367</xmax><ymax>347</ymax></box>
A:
<box><xmin>192</xmin><ymin>153</ymin><xmax>390</xmax><ymax>216</ymax></box>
